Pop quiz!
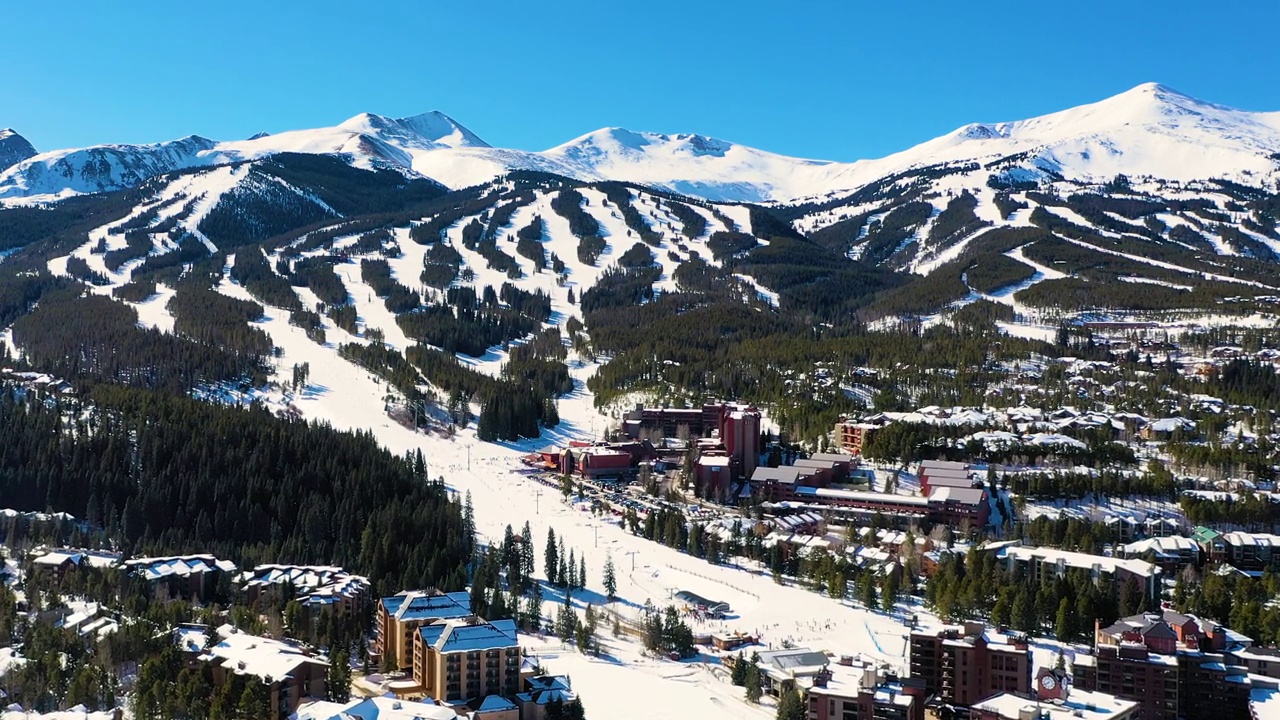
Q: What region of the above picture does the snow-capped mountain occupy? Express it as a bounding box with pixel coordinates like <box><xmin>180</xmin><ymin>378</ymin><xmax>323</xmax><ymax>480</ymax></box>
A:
<box><xmin>807</xmin><ymin>83</ymin><xmax>1280</xmax><ymax>200</ymax></box>
<box><xmin>539</xmin><ymin>128</ymin><xmax>846</xmax><ymax>202</ymax></box>
<box><xmin>0</xmin><ymin>129</ymin><xmax>37</xmax><ymax>173</ymax></box>
<box><xmin>0</xmin><ymin>134</ymin><xmax>219</xmax><ymax>200</ymax></box>
<box><xmin>0</xmin><ymin>111</ymin><xmax>489</xmax><ymax>201</ymax></box>
<box><xmin>3</xmin><ymin>84</ymin><xmax>1278</xmax><ymax>205</ymax></box>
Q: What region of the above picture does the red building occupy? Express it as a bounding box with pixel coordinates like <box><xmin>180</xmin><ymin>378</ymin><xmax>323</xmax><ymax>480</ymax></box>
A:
<box><xmin>719</xmin><ymin>406</ymin><xmax>761</xmax><ymax>480</ymax></box>
<box><xmin>908</xmin><ymin>623</ymin><xmax>1032</xmax><ymax>709</ymax></box>
<box><xmin>559</xmin><ymin>446</ymin><xmax>632</xmax><ymax>481</ymax></box>
<box><xmin>917</xmin><ymin>460</ymin><xmax>973</xmax><ymax>495</ymax></box>
<box><xmin>834</xmin><ymin>420</ymin><xmax>879</xmax><ymax>455</ymax></box>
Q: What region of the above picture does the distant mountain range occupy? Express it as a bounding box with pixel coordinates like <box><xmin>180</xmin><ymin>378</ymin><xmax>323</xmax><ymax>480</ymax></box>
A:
<box><xmin>6</xmin><ymin>83</ymin><xmax>1277</xmax><ymax>205</ymax></box>
<box><xmin>3</xmin><ymin>83</ymin><xmax>1280</xmax><ymax>325</ymax></box>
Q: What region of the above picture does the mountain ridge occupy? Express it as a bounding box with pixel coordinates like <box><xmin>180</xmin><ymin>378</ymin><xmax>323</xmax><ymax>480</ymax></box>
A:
<box><xmin>2</xmin><ymin>83</ymin><xmax>1278</xmax><ymax>206</ymax></box>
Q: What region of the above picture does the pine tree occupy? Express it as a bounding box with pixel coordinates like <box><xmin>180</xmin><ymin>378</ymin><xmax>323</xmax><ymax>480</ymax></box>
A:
<box><xmin>578</xmin><ymin>555</ymin><xmax>587</xmax><ymax>591</ymax></box>
<box><xmin>776</xmin><ymin>685</ymin><xmax>804</xmax><ymax>720</ymax></box>
<box><xmin>327</xmin><ymin>648</ymin><xmax>351</xmax><ymax>702</ymax></box>
<box><xmin>568</xmin><ymin>549</ymin><xmax>578</xmax><ymax>589</ymax></box>
<box><xmin>529</xmin><ymin>581</ymin><xmax>544</xmax><ymax>632</ymax></box>
<box><xmin>860</xmin><ymin>573</ymin><xmax>877</xmax><ymax>610</ymax></box>
<box><xmin>545</xmin><ymin>528</ymin><xmax>558</xmax><ymax>584</ymax></box>
<box><xmin>522</xmin><ymin>521</ymin><xmax>535</xmax><ymax>578</ymax></box>
<box><xmin>1055</xmin><ymin>597</ymin><xmax>1073</xmax><ymax>641</ymax></box>
<box><xmin>882</xmin><ymin>571</ymin><xmax>900</xmax><ymax>613</ymax></box>
<box><xmin>603</xmin><ymin>555</ymin><xmax>617</xmax><ymax>602</ymax></box>
<box><xmin>744</xmin><ymin>660</ymin><xmax>763</xmax><ymax>703</ymax></box>
<box><xmin>731</xmin><ymin>652</ymin><xmax>748</xmax><ymax>686</ymax></box>
<box><xmin>557</xmin><ymin>594</ymin><xmax>577</xmax><ymax>640</ymax></box>
<box><xmin>470</xmin><ymin>570</ymin><xmax>489</xmax><ymax>617</ymax></box>
<box><xmin>491</xmin><ymin>587</ymin><xmax>509</xmax><ymax>620</ymax></box>
<box><xmin>463</xmin><ymin>490</ymin><xmax>475</xmax><ymax>542</ymax></box>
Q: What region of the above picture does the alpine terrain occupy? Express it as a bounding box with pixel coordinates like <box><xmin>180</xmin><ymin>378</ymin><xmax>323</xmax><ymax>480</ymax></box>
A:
<box><xmin>0</xmin><ymin>82</ymin><xmax>1279</xmax><ymax>443</ymax></box>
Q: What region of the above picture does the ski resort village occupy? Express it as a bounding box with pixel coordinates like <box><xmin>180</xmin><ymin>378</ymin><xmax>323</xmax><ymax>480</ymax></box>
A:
<box><xmin>4</xmin><ymin>20</ymin><xmax>1280</xmax><ymax>720</ymax></box>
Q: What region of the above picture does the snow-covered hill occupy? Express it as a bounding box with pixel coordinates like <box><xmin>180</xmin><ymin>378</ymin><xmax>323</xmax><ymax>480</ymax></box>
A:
<box><xmin>8</xmin><ymin>83</ymin><xmax>1276</xmax><ymax>205</ymax></box>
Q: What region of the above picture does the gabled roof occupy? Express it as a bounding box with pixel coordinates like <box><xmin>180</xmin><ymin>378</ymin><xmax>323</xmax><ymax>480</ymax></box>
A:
<box><xmin>199</xmin><ymin>623</ymin><xmax>326</xmax><ymax>681</ymax></box>
<box><xmin>421</xmin><ymin>618</ymin><xmax>518</xmax><ymax>654</ymax></box>
<box><xmin>382</xmin><ymin>591</ymin><xmax>472</xmax><ymax>622</ymax></box>
<box><xmin>474</xmin><ymin>695</ymin><xmax>518</xmax><ymax>714</ymax></box>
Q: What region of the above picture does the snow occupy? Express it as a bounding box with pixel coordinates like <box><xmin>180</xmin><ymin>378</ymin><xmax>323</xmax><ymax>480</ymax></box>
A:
<box><xmin>1058</xmin><ymin>235</ymin><xmax>1279</xmax><ymax>290</ymax></box>
<box><xmin>9</xmin><ymin>83</ymin><xmax>1275</xmax><ymax>205</ymax></box>
<box><xmin>193</xmin><ymin>250</ymin><xmax>946</xmax><ymax>720</ymax></box>
<box><xmin>129</xmin><ymin>283</ymin><xmax>176</xmax><ymax>332</ymax></box>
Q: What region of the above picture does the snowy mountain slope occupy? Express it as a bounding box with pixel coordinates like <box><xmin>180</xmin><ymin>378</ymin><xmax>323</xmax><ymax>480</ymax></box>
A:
<box><xmin>0</xmin><ymin>111</ymin><xmax>480</xmax><ymax>201</ymax></box>
<box><xmin>0</xmin><ymin>129</ymin><xmax>37</xmax><ymax>173</ymax></box>
<box><xmin>537</xmin><ymin>128</ymin><xmax>849</xmax><ymax>202</ymax></box>
<box><xmin>0</xmin><ymin>134</ymin><xmax>219</xmax><ymax>200</ymax></box>
<box><xmin>807</xmin><ymin>83</ymin><xmax>1280</xmax><ymax>200</ymax></box>
<box><xmin>5</xmin><ymin>83</ymin><xmax>1280</xmax><ymax>205</ymax></box>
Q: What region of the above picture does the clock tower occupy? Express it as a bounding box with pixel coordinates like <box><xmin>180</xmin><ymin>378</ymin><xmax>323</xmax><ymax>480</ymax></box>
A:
<box><xmin>1034</xmin><ymin>667</ymin><xmax>1069</xmax><ymax>702</ymax></box>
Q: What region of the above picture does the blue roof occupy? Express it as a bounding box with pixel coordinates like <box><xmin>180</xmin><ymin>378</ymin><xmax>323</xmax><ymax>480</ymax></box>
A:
<box><xmin>424</xmin><ymin>618</ymin><xmax>518</xmax><ymax>653</ymax></box>
<box><xmin>382</xmin><ymin>591</ymin><xmax>471</xmax><ymax>621</ymax></box>
<box><xmin>419</xmin><ymin>623</ymin><xmax>448</xmax><ymax>646</ymax></box>
<box><xmin>476</xmin><ymin>695</ymin><xmax>518</xmax><ymax>712</ymax></box>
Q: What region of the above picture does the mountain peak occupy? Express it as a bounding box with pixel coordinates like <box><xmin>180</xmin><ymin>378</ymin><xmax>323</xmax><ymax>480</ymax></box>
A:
<box><xmin>338</xmin><ymin>110</ymin><xmax>488</xmax><ymax>149</ymax></box>
<box><xmin>0</xmin><ymin>129</ymin><xmax>37</xmax><ymax>173</ymax></box>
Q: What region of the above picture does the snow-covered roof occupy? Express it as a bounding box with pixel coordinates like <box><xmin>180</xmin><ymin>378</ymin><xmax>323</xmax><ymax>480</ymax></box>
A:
<box><xmin>419</xmin><ymin>618</ymin><xmax>518</xmax><ymax>654</ymax></box>
<box><xmin>793</xmin><ymin>486</ymin><xmax>929</xmax><ymax>507</ymax></box>
<box><xmin>381</xmin><ymin>590</ymin><xmax>471</xmax><ymax>622</ymax></box>
<box><xmin>294</xmin><ymin>696</ymin><xmax>457</xmax><ymax>720</ymax></box>
<box><xmin>757</xmin><ymin>647</ymin><xmax>829</xmax><ymax>681</ymax></box>
<box><xmin>998</xmin><ymin>545</ymin><xmax>1159</xmax><ymax>579</ymax></box>
<box><xmin>973</xmin><ymin>689</ymin><xmax>1137</xmax><ymax>719</ymax></box>
<box><xmin>1122</xmin><ymin>536</ymin><xmax>1199</xmax><ymax>558</ymax></box>
<box><xmin>124</xmin><ymin>554</ymin><xmax>236</xmax><ymax>580</ymax></box>
<box><xmin>30</xmin><ymin>549</ymin><xmax>121</xmax><ymax>569</ymax></box>
<box><xmin>1223</xmin><ymin>532</ymin><xmax>1280</xmax><ymax>549</ymax></box>
<box><xmin>1149</xmin><ymin>417</ymin><xmax>1195</xmax><ymax>433</ymax></box>
<box><xmin>0</xmin><ymin>708</ymin><xmax>120</xmax><ymax>720</ymax></box>
<box><xmin>199</xmin><ymin>623</ymin><xmax>327</xmax><ymax>681</ymax></box>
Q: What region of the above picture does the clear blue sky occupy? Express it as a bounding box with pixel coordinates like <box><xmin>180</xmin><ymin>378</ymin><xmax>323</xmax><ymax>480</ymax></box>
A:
<box><xmin>4</xmin><ymin>1</ymin><xmax>1279</xmax><ymax>162</ymax></box>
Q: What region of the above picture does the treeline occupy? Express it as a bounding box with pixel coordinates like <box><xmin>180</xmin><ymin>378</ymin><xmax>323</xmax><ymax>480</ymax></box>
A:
<box><xmin>665</xmin><ymin>200</ymin><xmax>707</xmax><ymax>239</ymax></box>
<box><xmin>1180</xmin><ymin>492</ymin><xmax>1280</xmax><ymax>530</ymax></box>
<box><xmin>927</xmin><ymin>191</ymin><xmax>988</xmax><ymax>247</ymax></box>
<box><xmin>102</xmin><ymin>228</ymin><xmax>155</xmax><ymax>272</ymax></box>
<box><xmin>1175</xmin><ymin>569</ymin><xmax>1280</xmax><ymax>645</ymax></box>
<box><xmin>230</xmin><ymin>248</ymin><xmax>301</xmax><ymax>310</ymax></box>
<box><xmin>1006</xmin><ymin>465</ymin><xmax>1176</xmax><ymax>501</ymax></box>
<box><xmin>860</xmin><ymin>421</ymin><xmax>1135</xmax><ymax>467</ymax></box>
<box><xmin>288</xmin><ymin>255</ymin><xmax>350</xmax><ymax>306</ymax></box>
<box><xmin>551</xmin><ymin>189</ymin><xmax>607</xmax><ymax>264</ymax></box>
<box><xmin>516</xmin><ymin>215</ymin><xmax>548</xmax><ymax>270</ymax></box>
<box><xmin>965</xmin><ymin>253</ymin><xmax>1036</xmax><ymax>294</ymax></box>
<box><xmin>926</xmin><ymin>547</ymin><xmax>1151</xmax><ymax>641</ymax></box>
<box><xmin>0</xmin><ymin>383</ymin><xmax>472</xmax><ymax>593</ymax></box>
<box><xmin>1168</xmin><ymin>438</ymin><xmax>1276</xmax><ymax>481</ymax></box>
<box><xmin>11</xmin><ymin>290</ymin><xmax>266</xmax><ymax>393</ymax></box>
<box><xmin>396</xmin><ymin>284</ymin><xmax>550</xmax><ymax>358</ymax></box>
<box><xmin>707</xmin><ymin>231</ymin><xmax>757</xmax><ymax>261</ymax></box>
<box><xmin>599</xmin><ymin>183</ymin><xmax>661</xmax><ymax>245</ymax></box>
<box><xmin>198</xmin><ymin>168</ymin><xmax>336</xmax><ymax>249</ymax></box>
<box><xmin>166</xmin><ymin>280</ymin><xmax>273</xmax><ymax>361</ymax></box>
<box><xmin>362</xmin><ymin>258</ymin><xmax>422</xmax><ymax>313</ymax></box>
<box><xmin>421</xmin><ymin>242</ymin><xmax>462</xmax><ymax>289</ymax></box>
<box><xmin>858</xmin><ymin>201</ymin><xmax>932</xmax><ymax>265</ymax></box>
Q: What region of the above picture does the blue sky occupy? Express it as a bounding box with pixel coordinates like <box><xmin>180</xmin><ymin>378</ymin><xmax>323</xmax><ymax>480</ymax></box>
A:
<box><xmin>4</xmin><ymin>1</ymin><xmax>1279</xmax><ymax>162</ymax></box>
